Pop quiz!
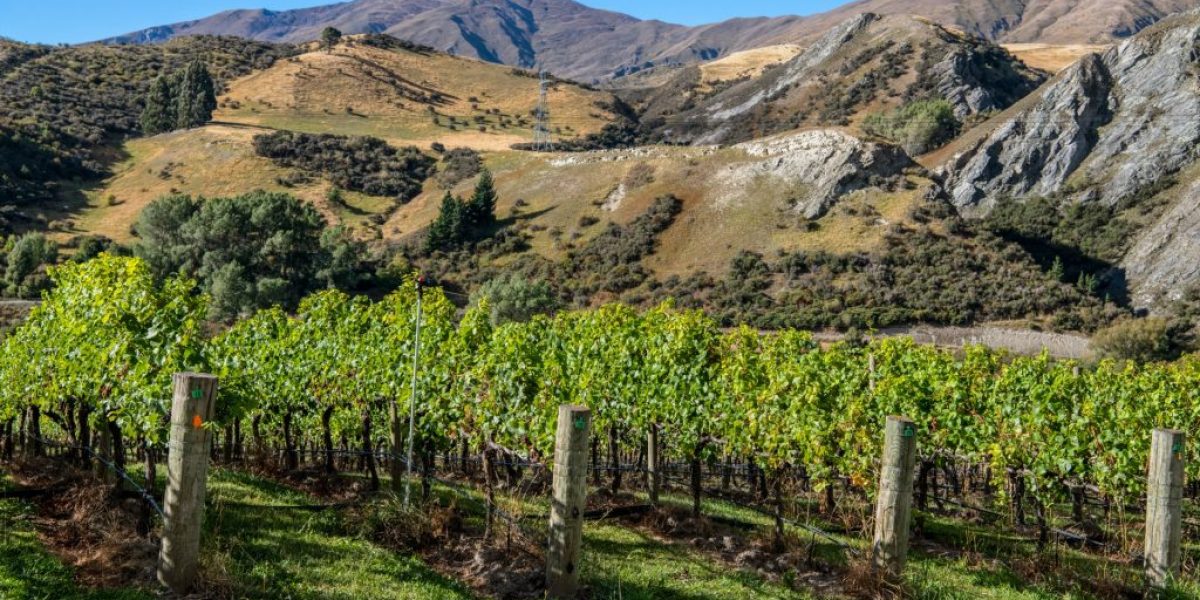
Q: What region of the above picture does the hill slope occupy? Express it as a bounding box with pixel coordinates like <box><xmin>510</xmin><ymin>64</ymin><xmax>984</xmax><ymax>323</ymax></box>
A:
<box><xmin>936</xmin><ymin>9</ymin><xmax>1200</xmax><ymax>310</ymax></box>
<box><xmin>637</xmin><ymin>14</ymin><xmax>1045</xmax><ymax>147</ymax></box>
<box><xmin>105</xmin><ymin>0</ymin><xmax>1200</xmax><ymax>82</ymax></box>
<box><xmin>213</xmin><ymin>35</ymin><xmax>618</xmax><ymax>151</ymax></box>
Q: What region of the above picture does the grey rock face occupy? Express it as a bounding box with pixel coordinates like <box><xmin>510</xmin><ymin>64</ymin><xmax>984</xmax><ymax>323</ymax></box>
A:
<box><xmin>940</xmin><ymin>54</ymin><xmax>1114</xmax><ymax>215</ymax></box>
<box><xmin>728</xmin><ymin>130</ymin><xmax>913</xmax><ymax>219</ymax></box>
<box><xmin>940</xmin><ymin>10</ymin><xmax>1200</xmax><ymax>310</ymax></box>
<box><xmin>941</xmin><ymin>12</ymin><xmax>1200</xmax><ymax>215</ymax></box>
<box><xmin>1123</xmin><ymin>178</ymin><xmax>1200</xmax><ymax>309</ymax></box>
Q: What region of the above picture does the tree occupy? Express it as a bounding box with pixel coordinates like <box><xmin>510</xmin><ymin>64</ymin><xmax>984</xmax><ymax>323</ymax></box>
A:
<box><xmin>321</xmin><ymin>27</ymin><xmax>343</xmax><ymax>53</ymax></box>
<box><xmin>174</xmin><ymin>61</ymin><xmax>217</xmax><ymax>130</ymax></box>
<box><xmin>470</xmin><ymin>273</ymin><xmax>559</xmax><ymax>325</ymax></box>
<box><xmin>134</xmin><ymin>191</ymin><xmax>360</xmax><ymax>320</ymax></box>
<box><xmin>464</xmin><ymin>168</ymin><xmax>497</xmax><ymax>228</ymax></box>
<box><xmin>424</xmin><ymin>192</ymin><xmax>466</xmax><ymax>253</ymax></box>
<box><xmin>3</xmin><ymin>233</ymin><xmax>57</xmax><ymax>298</ymax></box>
<box><xmin>140</xmin><ymin>75</ymin><xmax>177</xmax><ymax>135</ymax></box>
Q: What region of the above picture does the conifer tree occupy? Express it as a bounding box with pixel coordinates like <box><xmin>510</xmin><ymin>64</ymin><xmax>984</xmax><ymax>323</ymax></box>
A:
<box><xmin>140</xmin><ymin>75</ymin><xmax>177</xmax><ymax>135</ymax></box>
<box><xmin>425</xmin><ymin>192</ymin><xmax>466</xmax><ymax>253</ymax></box>
<box><xmin>175</xmin><ymin>61</ymin><xmax>217</xmax><ymax>130</ymax></box>
<box><xmin>465</xmin><ymin>168</ymin><xmax>497</xmax><ymax>228</ymax></box>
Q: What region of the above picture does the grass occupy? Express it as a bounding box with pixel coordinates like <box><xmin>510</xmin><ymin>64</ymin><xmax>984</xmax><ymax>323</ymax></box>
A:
<box><xmin>0</xmin><ymin>476</ymin><xmax>150</xmax><ymax>600</ymax></box>
<box><xmin>8</xmin><ymin>460</ymin><xmax>1200</xmax><ymax>599</ymax></box>
<box><xmin>214</xmin><ymin>44</ymin><xmax>613</xmax><ymax>152</ymax></box>
<box><xmin>201</xmin><ymin>469</ymin><xmax>475</xmax><ymax>600</ymax></box>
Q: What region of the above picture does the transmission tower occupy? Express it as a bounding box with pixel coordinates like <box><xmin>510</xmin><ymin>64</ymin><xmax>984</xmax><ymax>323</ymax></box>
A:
<box><xmin>532</xmin><ymin>69</ymin><xmax>553</xmax><ymax>152</ymax></box>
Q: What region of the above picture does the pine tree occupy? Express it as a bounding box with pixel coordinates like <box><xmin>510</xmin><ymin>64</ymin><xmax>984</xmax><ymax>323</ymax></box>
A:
<box><xmin>465</xmin><ymin>168</ymin><xmax>497</xmax><ymax>228</ymax></box>
<box><xmin>425</xmin><ymin>192</ymin><xmax>466</xmax><ymax>253</ymax></box>
<box><xmin>140</xmin><ymin>75</ymin><xmax>177</xmax><ymax>135</ymax></box>
<box><xmin>175</xmin><ymin>61</ymin><xmax>217</xmax><ymax>130</ymax></box>
<box><xmin>1049</xmin><ymin>256</ymin><xmax>1065</xmax><ymax>282</ymax></box>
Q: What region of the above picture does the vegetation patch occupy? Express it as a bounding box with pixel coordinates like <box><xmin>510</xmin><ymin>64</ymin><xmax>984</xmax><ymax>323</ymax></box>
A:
<box><xmin>253</xmin><ymin>130</ymin><xmax>435</xmax><ymax>201</ymax></box>
<box><xmin>862</xmin><ymin>99</ymin><xmax>961</xmax><ymax>155</ymax></box>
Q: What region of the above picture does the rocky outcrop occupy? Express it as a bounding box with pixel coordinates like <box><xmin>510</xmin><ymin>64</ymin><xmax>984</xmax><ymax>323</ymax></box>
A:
<box><xmin>654</xmin><ymin>14</ymin><xmax>1044</xmax><ymax>147</ymax></box>
<box><xmin>1123</xmin><ymin>177</ymin><xmax>1200</xmax><ymax>309</ymax></box>
<box><xmin>725</xmin><ymin>130</ymin><xmax>913</xmax><ymax>219</ymax></box>
<box><xmin>941</xmin><ymin>11</ymin><xmax>1200</xmax><ymax>214</ymax></box>
<box><xmin>940</xmin><ymin>54</ymin><xmax>1114</xmax><ymax>215</ymax></box>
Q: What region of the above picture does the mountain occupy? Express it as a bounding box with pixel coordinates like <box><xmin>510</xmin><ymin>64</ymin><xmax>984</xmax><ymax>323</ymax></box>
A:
<box><xmin>934</xmin><ymin>8</ymin><xmax>1200</xmax><ymax>310</ymax></box>
<box><xmin>808</xmin><ymin>0</ymin><xmax>1200</xmax><ymax>44</ymax></box>
<box><xmin>631</xmin><ymin>13</ymin><xmax>1045</xmax><ymax>148</ymax></box>
<box><xmin>105</xmin><ymin>0</ymin><xmax>1200</xmax><ymax>83</ymax></box>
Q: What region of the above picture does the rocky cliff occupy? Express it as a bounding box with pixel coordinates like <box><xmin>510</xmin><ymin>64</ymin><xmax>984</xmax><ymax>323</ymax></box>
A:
<box><xmin>940</xmin><ymin>10</ymin><xmax>1200</xmax><ymax>309</ymax></box>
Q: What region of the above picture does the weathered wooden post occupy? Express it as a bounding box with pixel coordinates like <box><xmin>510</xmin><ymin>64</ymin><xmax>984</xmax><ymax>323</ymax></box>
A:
<box><xmin>1145</xmin><ymin>428</ymin><xmax>1184</xmax><ymax>589</ymax></box>
<box><xmin>872</xmin><ymin>416</ymin><xmax>917</xmax><ymax>578</ymax></box>
<box><xmin>157</xmin><ymin>373</ymin><xmax>218</xmax><ymax>594</ymax></box>
<box><xmin>647</xmin><ymin>424</ymin><xmax>660</xmax><ymax>505</ymax></box>
<box><xmin>547</xmin><ymin>405</ymin><xmax>591</xmax><ymax>598</ymax></box>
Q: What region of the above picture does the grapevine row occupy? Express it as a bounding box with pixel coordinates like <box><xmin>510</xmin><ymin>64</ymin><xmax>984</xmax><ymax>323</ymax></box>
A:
<box><xmin>1</xmin><ymin>255</ymin><xmax>1198</xmax><ymax>522</ymax></box>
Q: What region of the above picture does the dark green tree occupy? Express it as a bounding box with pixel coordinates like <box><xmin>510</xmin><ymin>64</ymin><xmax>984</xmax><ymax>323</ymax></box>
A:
<box><xmin>321</xmin><ymin>27</ymin><xmax>343</xmax><ymax>53</ymax></box>
<box><xmin>464</xmin><ymin>168</ymin><xmax>497</xmax><ymax>228</ymax></box>
<box><xmin>140</xmin><ymin>75</ymin><xmax>177</xmax><ymax>135</ymax></box>
<box><xmin>135</xmin><ymin>191</ymin><xmax>362</xmax><ymax>320</ymax></box>
<box><xmin>3</xmin><ymin>233</ymin><xmax>57</xmax><ymax>298</ymax></box>
<box><xmin>425</xmin><ymin>192</ymin><xmax>466</xmax><ymax>253</ymax></box>
<box><xmin>174</xmin><ymin>61</ymin><xmax>217</xmax><ymax>130</ymax></box>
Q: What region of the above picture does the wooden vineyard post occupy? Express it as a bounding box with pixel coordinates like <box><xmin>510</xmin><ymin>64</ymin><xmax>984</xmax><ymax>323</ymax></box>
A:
<box><xmin>872</xmin><ymin>416</ymin><xmax>917</xmax><ymax>578</ymax></box>
<box><xmin>158</xmin><ymin>373</ymin><xmax>218</xmax><ymax>594</ymax></box>
<box><xmin>647</xmin><ymin>424</ymin><xmax>660</xmax><ymax>505</ymax></box>
<box><xmin>547</xmin><ymin>405</ymin><xmax>591</xmax><ymax>599</ymax></box>
<box><xmin>1145</xmin><ymin>428</ymin><xmax>1184</xmax><ymax>589</ymax></box>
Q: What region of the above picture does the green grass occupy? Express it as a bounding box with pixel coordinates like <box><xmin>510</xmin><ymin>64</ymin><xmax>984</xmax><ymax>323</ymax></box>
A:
<box><xmin>0</xmin><ymin>476</ymin><xmax>151</xmax><ymax>600</ymax></box>
<box><xmin>202</xmin><ymin>469</ymin><xmax>475</xmax><ymax>600</ymax></box>
<box><xmin>7</xmin><ymin>464</ymin><xmax>1200</xmax><ymax>599</ymax></box>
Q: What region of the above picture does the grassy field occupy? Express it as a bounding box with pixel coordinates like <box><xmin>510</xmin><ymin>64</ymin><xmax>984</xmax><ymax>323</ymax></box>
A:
<box><xmin>5</xmin><ymin>462</ymin><xmax>1200</xmax><ymax>599</ymax></box>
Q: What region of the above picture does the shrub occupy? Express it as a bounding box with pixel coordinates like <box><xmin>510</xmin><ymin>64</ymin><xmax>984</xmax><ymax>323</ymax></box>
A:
<box><xmin>1093</xmin><ymin>318</ymin><xmax>1190</xmax><ymax>364</ymax></box>
<box><xmin>435</xmin><ymin>147</ymin><xmax>482</xmax><ymax>188</ymax></box>
<box><xmin>253</xmin><ymin>131</ymin><xmax>435</xmax><ymax>201</ymax></box>
<box><xmin>862</xmin><ymin>99</ymin><xmax>961</xmax><ymax>155</ymax></box>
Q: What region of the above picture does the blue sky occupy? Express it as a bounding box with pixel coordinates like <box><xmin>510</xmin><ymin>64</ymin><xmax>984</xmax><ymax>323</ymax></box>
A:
<box><xmin>0</xmin><ymin>0</ymin><xmax>851</xmax><ymax>44</ymax></box>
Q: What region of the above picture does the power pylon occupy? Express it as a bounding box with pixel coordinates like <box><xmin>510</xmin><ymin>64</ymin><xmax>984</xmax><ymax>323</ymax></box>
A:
<box><xmin>532</xmin><ymin>69</ymin><xmax>553</xmax><ymax>152</ymax></box>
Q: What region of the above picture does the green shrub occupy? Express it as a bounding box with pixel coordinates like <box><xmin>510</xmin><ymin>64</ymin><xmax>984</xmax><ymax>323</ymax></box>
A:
<box><xmin>1093</xmin><ymin>318</ymin><xmax>1190</xmax><ymax>363</ymax></box>
<box><xmin>471</xmin><ymin>273</ymin><xmax>561</xmax><ymax>325</ymax></box>
<box><xmin>862</xmin><ymin>99</ymin><xmax>960</xmax><ymax>155</ymax></box>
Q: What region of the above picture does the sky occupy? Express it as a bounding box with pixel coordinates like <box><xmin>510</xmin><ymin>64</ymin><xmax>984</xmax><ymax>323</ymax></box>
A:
<box><xmin>0</xmin><ymin>0</ymin><xmax>852</xmax><ymax>44</ymax></box>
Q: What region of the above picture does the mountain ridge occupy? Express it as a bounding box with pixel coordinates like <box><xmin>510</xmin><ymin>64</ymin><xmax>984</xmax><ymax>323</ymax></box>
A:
<box><xmin>103</xmin><ymin>0</ymin><xmax>1200</xmax><ymax>82</ymax></box>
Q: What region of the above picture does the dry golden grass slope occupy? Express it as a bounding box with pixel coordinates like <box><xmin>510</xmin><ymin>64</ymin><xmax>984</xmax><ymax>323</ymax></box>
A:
<box><xmin>75</xmin><ymin>128</ymin><xmax>928</xmax><ymax>277</ymax></box>
<box><xmin>63</xmin><ymin>37</ymin><xmax>926</xmax><ymax>279</ymax></box>
<box><xmin>1002</xmin><ymin>43</ymin><xmax>1111</xmax><ymax>73</ymax></box>
<box><xmin>389</xmin><ymin>142</ymin><xmax>932</xmax><ymax>276</ymax></box>
<box><xmin>213</xmin><ymin>39</ymin><xmax>618</xmax><ymax>152</ymax></box>
<box><xmin>697</xmin><ymin>44</ymin><xmax>805</xmax><ymax>87</ymax></box>
<box><xmin>69</xmin><ymin>125</ymin><xmax>392</xmax><ymax>244</ymax></box>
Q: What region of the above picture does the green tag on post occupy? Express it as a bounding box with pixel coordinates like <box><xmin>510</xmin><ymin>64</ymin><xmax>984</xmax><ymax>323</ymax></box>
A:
<box><xmin>1173</xmin><ymin>441</ymin><xmax>1183</xmax><ymax>454</ymax></box>
<box><xmin>574</xmin><ymin>416</ymin><xmax>586</xmax><ymax>431</ymax></box>
<box><xmin>902</xmin><ymin>424</ymin><xmax>915</xmax><ymax>438</ymax></box>
<box><xmin>191</xmin><ymin>388</ymin><xmax>203</xmax><ymax>400</ymax></box>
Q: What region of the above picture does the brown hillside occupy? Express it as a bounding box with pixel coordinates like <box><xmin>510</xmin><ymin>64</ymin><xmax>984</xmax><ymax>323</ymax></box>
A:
<box><xmin>214</xmin><ymin>37</ymin><xmax>618</xmax><ymax>152</ymax></box>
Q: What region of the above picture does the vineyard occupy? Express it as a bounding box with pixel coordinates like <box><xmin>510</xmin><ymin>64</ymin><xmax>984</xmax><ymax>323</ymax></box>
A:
<box><xmin>2</xmin><ymin>254</ymin><xmax>1200</xmax><ymax>598</ymax></box>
